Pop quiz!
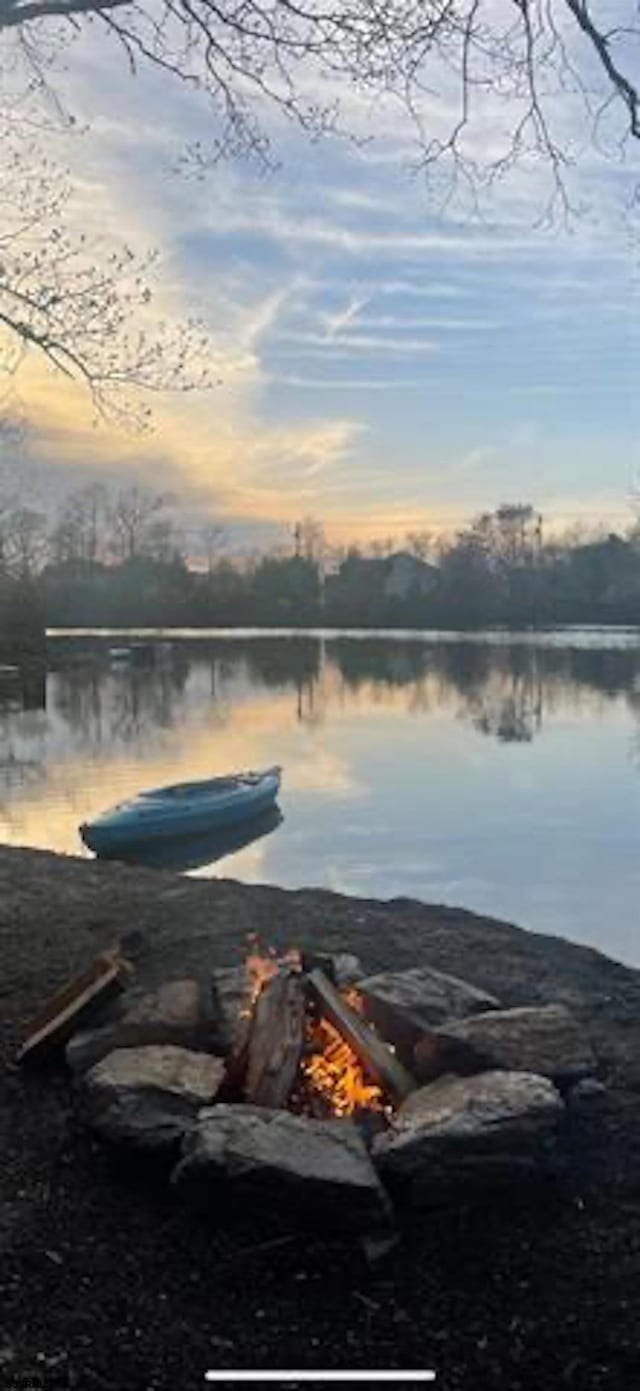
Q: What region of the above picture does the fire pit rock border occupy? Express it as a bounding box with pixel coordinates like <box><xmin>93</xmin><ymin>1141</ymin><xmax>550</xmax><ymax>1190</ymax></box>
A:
<box><xmin>173</xmin><ymin>1104</ymin><xmax>393</xmax><ymax>1233</ymax></box>
<box><xmin>80</xmin><ymin>1044</ymin><xmax>226</xmax><ymax>1151</ymax></box>
<box><xmin>66</xmin><ymin>977</ymin><xmax>224</xmax><ymax>1074</ymax></box>
<box><xmin>26</xmin><ymin>947</ymin><xmax>599</xmax><ymax>1227</ymax></box>
<box><xmin>412</xmin><ymin>1003</ymin><xmax>597</xmax><ymax>1089</ymax></box>
<box><xmin>372</xmin><ymin>1069</ymin><xmax>566</xmax><ymax>1206</ymax></box>
<box><xmin>357</xmin><ymin>965</ymin><xmax>502</xmax><ymax>1068</ymax></box>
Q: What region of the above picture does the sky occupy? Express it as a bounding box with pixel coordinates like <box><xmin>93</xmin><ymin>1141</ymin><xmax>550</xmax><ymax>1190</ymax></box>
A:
<box><xmin>2</xmin><ymin>11</ymin><xmax>640</xmax><ymax>553</ymax></box>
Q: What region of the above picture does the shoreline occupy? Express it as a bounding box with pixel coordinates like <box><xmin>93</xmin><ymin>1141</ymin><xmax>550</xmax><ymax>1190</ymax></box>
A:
<box><xmin>3</xmin><ymin>842</ymin><xmax>639</xmax><ymax>1055</ymax></box>
<box><xmin>46</xmin><ymin>622</ymin><xmax>640</xmax><ymax>644</ymax></box>
<box><xmin>2</xmin><ymin>844</ymin><xmax>639</xmax><ymax>1389</ymax></box>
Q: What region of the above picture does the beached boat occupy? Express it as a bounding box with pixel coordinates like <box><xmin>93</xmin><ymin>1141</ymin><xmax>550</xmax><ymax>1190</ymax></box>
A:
<box><xmin>80</xmin><ymin>766</ymin><xmax>282</xmax><ymax>856</ymax></box>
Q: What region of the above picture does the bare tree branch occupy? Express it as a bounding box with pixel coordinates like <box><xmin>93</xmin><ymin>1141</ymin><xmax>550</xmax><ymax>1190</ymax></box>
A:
<box><xmin>0</xmin><ymin>1</ymin><xmax>638</xmax><ymax>175</ymax></box>
<box><xmin>1</xmin><ymin>1</ymin><xmax>639</xmax><ymax>416</ymax></box>
<box><xmin>0</xmin><ymin>144</ymin><xmax>213</xmax><ymax>425</ymax></box>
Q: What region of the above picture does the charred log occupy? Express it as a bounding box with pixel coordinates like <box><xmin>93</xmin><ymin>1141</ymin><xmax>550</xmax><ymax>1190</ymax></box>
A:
<box><xmin>244</xmin><ymin>969</ymin><xmax>306</xmax><ymax>1109</ymax></box>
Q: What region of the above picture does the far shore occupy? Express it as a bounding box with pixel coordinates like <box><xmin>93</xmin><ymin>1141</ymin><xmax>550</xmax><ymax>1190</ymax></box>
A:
<box><xmin>45</xmin><ymin>621</ymin><xmax>640</xmax><ymax>646</ymax></box>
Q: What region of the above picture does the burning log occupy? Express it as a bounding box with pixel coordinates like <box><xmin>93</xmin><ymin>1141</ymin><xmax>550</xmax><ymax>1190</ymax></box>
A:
<box><xmin>306</xmin><ymin>969</ymin><xmax>416</xmax><ymax>1106</ymax></box>
<box><xmin>244</xmin><ymin>969</ymin><xmax>306</xmax><ymax>1109</ymax></box>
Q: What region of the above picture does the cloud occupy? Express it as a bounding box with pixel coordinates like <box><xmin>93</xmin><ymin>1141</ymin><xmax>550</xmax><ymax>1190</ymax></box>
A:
<box><xmin>352</xmin><ymin>314</ymin><xmax>503</xmax><ymax>331</ymax></box>
<box><xmin>2</xmin><ymin>16</ymin><xmax>637</xmax><ymax>549</ymax></box>
<box><xmin>273</xmin><ymin>375</ymin><xmax>427</xmax><ymax>391</ymax></box>
<box><xmin>272</xmin><ymin>331</ymin><xmax>440</xmax><ymax>356</ymax></box>
<box><xmin>322</xmin><ymin>295</ymin><xmax>370</xmax><ymax>338</ymax></box>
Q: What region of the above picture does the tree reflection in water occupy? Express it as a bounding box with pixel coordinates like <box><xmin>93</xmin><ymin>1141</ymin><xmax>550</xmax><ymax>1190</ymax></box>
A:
<box><xmin>40</xmin><ymin>632</ymin><xmax>640</xmax><ymax>752</ymax></box>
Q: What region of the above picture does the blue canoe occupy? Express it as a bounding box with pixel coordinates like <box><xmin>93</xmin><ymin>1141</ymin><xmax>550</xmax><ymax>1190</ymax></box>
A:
<box><xmin>80</xmin><ymin>765</ymin><xmax>282</xmax><ymax>856</ymax></box>
<box><xmin>108</xmin><ymin>805</ymin><xmax>283</xmax><ymax>871</ymax></box>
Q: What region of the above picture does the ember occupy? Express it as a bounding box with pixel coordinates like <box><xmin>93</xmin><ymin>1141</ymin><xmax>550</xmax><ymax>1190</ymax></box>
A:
<box><xmin>303</xmin><ymin>1011</ymin><xmax>385</xmax><ymax>1117</ymax></box>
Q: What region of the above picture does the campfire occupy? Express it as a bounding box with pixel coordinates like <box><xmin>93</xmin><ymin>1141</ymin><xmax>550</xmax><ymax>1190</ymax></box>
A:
<box><xmin>225</xmin><ymin>938</ymin><xmax>414</xmax><ymax>1124</ymax></box>
<box><xmin>19</xmin><ymin>936</ymin><xmax>593</xmax><ymax>1233</ymax></box>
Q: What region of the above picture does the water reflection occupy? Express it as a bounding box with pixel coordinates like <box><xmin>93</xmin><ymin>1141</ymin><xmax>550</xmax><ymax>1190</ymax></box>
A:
<box><xmin>2</xmin><ymin>629</ymin><xmax>640</xmax><ymax>965</ymax></box>
<box><xmin>50</xmin><ymin>654</ymin><xmax>191</xmax><ymax>749</ymax></box>
<box><xmin>40</xmin><ymin>632</ymin><xmax>640</xmax><ymax>747</ymax></box>
<box><xmin>105</xmin><ymin>805</ymin><xmax>283</xmax><ymax>872</ymax></box>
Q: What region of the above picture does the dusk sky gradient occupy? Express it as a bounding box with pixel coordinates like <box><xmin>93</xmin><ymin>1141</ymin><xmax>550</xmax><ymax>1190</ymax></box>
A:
<box><xmin>4</xmin><ymin>16</ymin><xmax>640</xmax><ymax>551</ymax></box>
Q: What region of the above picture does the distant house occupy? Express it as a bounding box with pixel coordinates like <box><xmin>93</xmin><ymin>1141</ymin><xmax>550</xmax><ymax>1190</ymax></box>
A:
<box><xmin>382</xmin><ymin>551</ymin><xmax>440</xmax><ymax>602</ymax></box>
<box><xmin>324</xmin><ymin>548</ymin><xmax>440</xmax><ymax>621</ymax></box>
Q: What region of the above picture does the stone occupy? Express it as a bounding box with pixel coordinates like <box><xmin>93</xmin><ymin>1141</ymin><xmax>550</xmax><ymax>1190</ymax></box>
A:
<box><xmin>372</xmin><ymin>1070</ymin><xmax>564</xmax><ymax>1205</ymax></box>
<box><xmin>173</xmin><ymin>1104</ymin><xmax>392</xmax><ymax>1232</ymax></box>
<box><xmin>332</xmin><ymin>953</ymin><xmax>365</xmax><ymax>987</ymax></box>
<box><xmin>66</xmin><ymin>978</ymin><xmax>224</xmax><ymax>1073</ymax></box>
<box><xmin>210</xmin><ymin>966</ymin><xmax>248</xmax><ymax>1052</ymax></box>
<box><xmin>80</xmin><ymin>1045</ymin><xmax>225</xmax><ymax>1151</ymax></box>
<box><xmin>357</xmin><ymin>966</ymin><xmax>500</xmax><ymax>1066</ymax></box>
<box><xmin>413</xmin><ymin>1004</ymin><xmax>596</xmax><ymax>1087</ymax></box>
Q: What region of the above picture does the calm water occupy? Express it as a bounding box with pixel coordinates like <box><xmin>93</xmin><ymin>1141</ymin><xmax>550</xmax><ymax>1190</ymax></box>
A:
<box><xmin>3</xmin><ymin>628</ymin><xmax>640</xmax><ymax>968</ymax></box>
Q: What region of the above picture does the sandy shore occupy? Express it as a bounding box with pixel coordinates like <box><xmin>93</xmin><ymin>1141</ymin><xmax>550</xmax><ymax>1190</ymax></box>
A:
<box><xmin>2</xmin><ymin>844</ymin><xmax>639</xmax><ymax>1390</ymax></box>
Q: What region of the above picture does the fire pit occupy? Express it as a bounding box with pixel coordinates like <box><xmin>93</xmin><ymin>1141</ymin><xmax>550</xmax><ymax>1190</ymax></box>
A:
<box><xmin>21</xmin><ymin>938</ymin><xmax>601</xmax><ymax>1234</ymax></box>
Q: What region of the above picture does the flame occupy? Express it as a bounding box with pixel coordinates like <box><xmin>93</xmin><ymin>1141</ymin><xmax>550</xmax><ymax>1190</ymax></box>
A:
<box><xmin>240</xmin><ymin>936</ymin><xmax>302</xmax><ymax>1017</ymax></box>
<box><xmin>302</xmin><ymin>1010</ymin><xmax>385</xmax><ymax>1118</ymax></box>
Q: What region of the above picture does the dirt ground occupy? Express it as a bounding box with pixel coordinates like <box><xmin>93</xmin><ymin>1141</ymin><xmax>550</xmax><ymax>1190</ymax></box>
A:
<box><xmin>1</xmin><ymin>844</ymin><xmax>640</xmax><ymax>1391</ymax></box>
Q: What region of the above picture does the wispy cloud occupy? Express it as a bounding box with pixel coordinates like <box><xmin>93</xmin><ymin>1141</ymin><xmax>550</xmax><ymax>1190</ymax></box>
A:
<box><xmin>272</xmin><ymin>331</ymin><xmax>440</xmax><ymax>355</ymax></box>
<box><xmin>322</xmin><ymin>295</ymin><xmax>370</xmax><ymax>338</ymax></box>
<box><xmin>273</xmin><ymin>375</ymin><xmax>427</xmax><ymax>390</ymax></box>
<box><xmin>4</xmin><ymin>17</ymin><xmax>637</xmax><ymax>545</ymax></box>
<box><xmin>352</xmin><ymin>314</ymin><xmax>504</xmax><ymax>331</ymax></box>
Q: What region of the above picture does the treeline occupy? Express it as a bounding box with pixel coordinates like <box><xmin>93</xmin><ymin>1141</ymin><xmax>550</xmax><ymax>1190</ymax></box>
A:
<box><xmin>3</xmin><ymin>486</ymin><xmax>640</xmax><ymax>630</ymax></box>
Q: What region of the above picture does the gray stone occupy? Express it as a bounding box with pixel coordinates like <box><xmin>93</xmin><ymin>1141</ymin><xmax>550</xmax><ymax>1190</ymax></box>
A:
<box><xmin>358</xmin><ymin>966</ymin><xmax>500</xmax><ymax>1066</ymax></box>
<box><xmin>413</xmin><ymin>1004</ymin><xmax>596</xmax><ymax>1086</ymax></box>
<box><xmin>210</xmin><ymin>966</ymin><xmax>249</xmax><ymax>1052</ymax></box>
<box><xmin>373</xmin><ymin>1071</ymin><xmax>564</xmax><ymax>1205</ymax></box>
<box><xmin>173</xmin><ymin>1104</ymin><xmax>392</xmax><ymax>1231</ymax></box>
<box><xmin>332</xmin><ymin>953</ymin><xmax>365</xmax><ymax>987</ymax></box>
<box><xmin>67</xmin><ymin>978</ymin><xmax>224</xmax><ymax>1074</ymax></box>
<box><xmin>81</xmin><ymin>1045</ymin><xmax>225</xmax><ymax>1150</ymax></box>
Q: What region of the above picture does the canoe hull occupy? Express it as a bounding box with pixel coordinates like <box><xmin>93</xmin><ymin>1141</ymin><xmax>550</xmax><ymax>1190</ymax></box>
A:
<box><xmin>107</xmin><ymin>806</ymin><xmax>283</xmax><ymax>871</ymax></box>
<box><xmin>80</xmin><ymin>768</ymin><xmax>281</xmax><ymax>855</ymax></box>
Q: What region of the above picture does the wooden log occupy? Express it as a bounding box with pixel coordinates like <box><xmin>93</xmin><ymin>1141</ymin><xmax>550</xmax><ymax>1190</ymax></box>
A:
<box><xmin>18</xmin><ymin>949</ymin><xmax>132</xmax><ymax>1065</ymax></box>
<box><xmin>245</xmin><ymin>969</ymin><xmax>306</xmax><ymax>1109</ymax></box>
<box><xmin>306</xmin><ymin>969</ymin><xmax>416</xmax><ymax>1105</ymax></box>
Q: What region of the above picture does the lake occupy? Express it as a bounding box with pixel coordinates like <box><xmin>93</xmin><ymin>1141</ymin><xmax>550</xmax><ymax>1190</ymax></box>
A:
<box><xmin>2</xmin><ymin>627</ymin><xmax>640</xmax><ymax>968</ymax></box>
